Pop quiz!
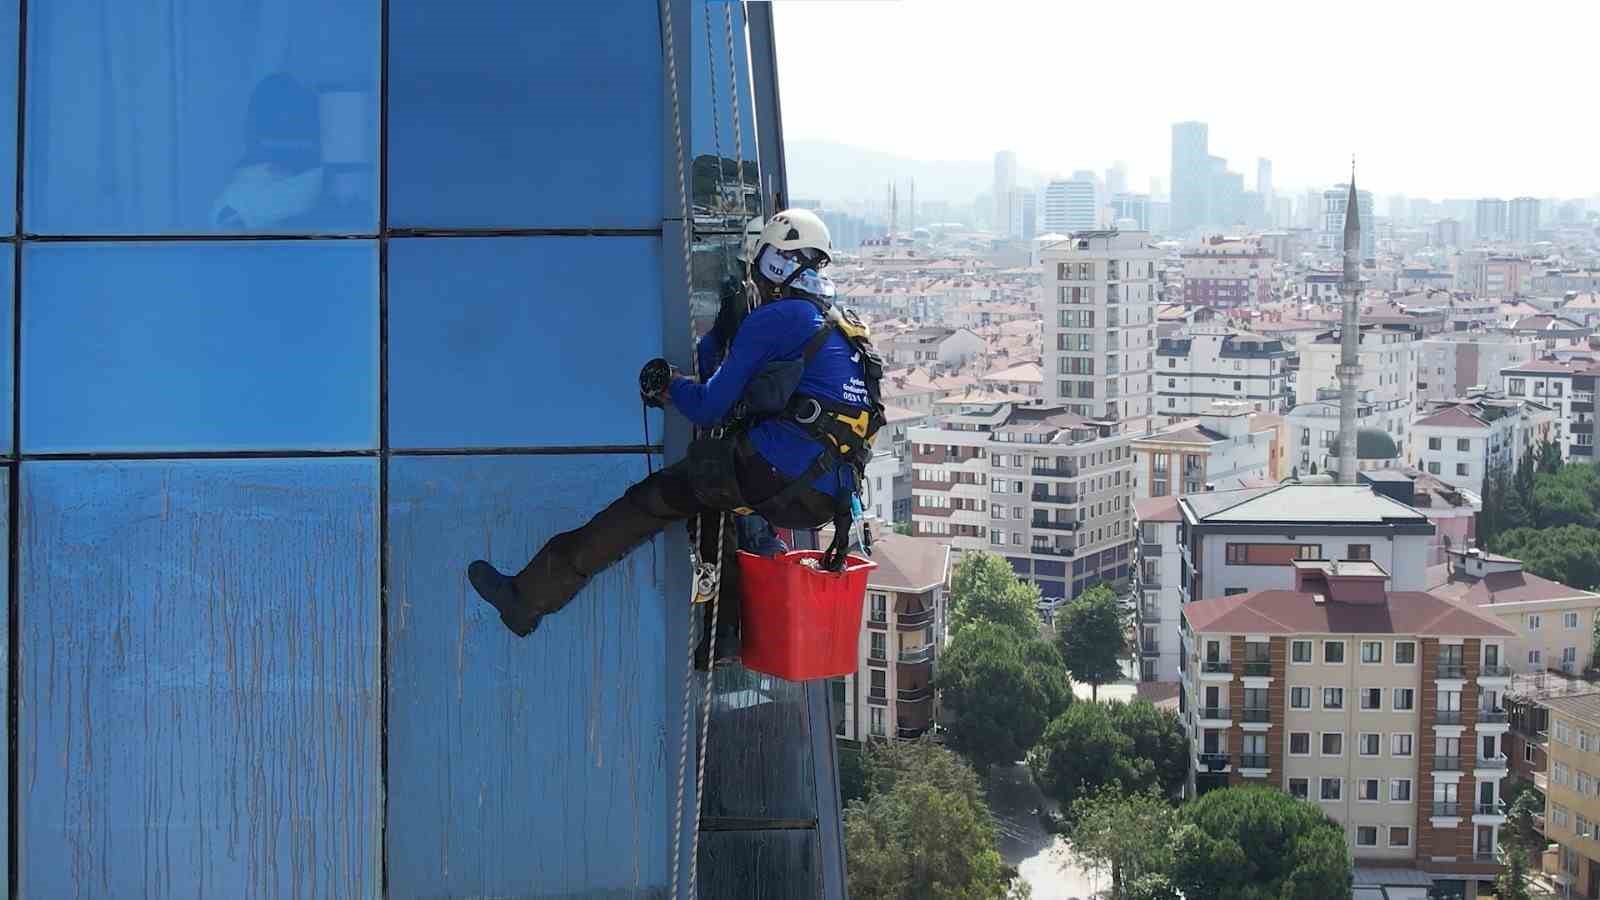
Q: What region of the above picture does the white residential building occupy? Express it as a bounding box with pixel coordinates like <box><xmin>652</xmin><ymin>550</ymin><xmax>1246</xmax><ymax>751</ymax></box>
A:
<box><xmin>1155</xmin><ymin>327</ymin><xmax>1293</xmax><ymax>420</ymax></box>
<box><xmin>1041</xmin><ymin>230</ymin><xmax>1162</xmax><ymax>434</ymax></box>
<box><xmin>1134</xmin><ymin>495</ymin><xmax>1182</xmax><ymax>683</ymax></box>
<box><xmin>1416</xmin><ymin>333</ymin><xmax>1538</xmax><ymax>402</ymax></box>
<box><xmin>1500</xmin><ymin>358</ymin><xmax>1598</xmax><ymax>463</ymax></box>
<box><xmin>1132</xmin><ymin>402</ymin><xmax>1275</xmax><ymax>500</ymax></box>
<box><xmin>1409</xmin><ymin>397</ymin><xmax>1555</xmax><ymax>497</ymax></box>
<box><xmin>1297</xmin><ymin>321</ymin><xmax>1421</xmax><ymax>452</ymax></box>
<box><xmin>881</xmin><ymin>326</ymin><xmax>986</xmax><ymax>368</ymax></box>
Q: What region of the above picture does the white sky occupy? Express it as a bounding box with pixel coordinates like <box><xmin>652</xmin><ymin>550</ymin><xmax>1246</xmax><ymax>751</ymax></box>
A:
<box><xmin>773</xmin><ymin>0</ymin><xmax>1600</xmax><ymax>200</ymax></box>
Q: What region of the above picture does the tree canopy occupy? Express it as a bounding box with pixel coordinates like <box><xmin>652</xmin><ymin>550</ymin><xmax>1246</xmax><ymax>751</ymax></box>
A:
<box><xmin>1029</xmin><ymin>699</ymin><xmax>1186</xmax><ymax>814</ymax></box>
<box><xmin>1494</xmin><ymin>524</ymin><xmax>1600</xmax><ymax>590</ymax></box>
<box><xmin>844</xmin><ymin>740</ymin><xmax>1021</xmax><ymax>900</ymax></box>
<box><xmin>1169</xmin><ymin>786</ymin><xmax>1352</xmax><ymax>900</ymax></box>
<box><xmin>1055</xmin><ymin>583</ymin><xmax>1128</xmax><ymax>700</ymax></box>
<box><xmin>948</xmin><ymin>551</ymin><xmax>1043</xmax><ymax>638</ymax></box>
<box><xmin>935</xmin><ymin>621</ymin><xmax>1071</xmax><ymax>774</ymax></box>
<box><xmin>1067</xmin><ymin>789</ymin><xmax>1179</xmax><ymax>900</ymax></box>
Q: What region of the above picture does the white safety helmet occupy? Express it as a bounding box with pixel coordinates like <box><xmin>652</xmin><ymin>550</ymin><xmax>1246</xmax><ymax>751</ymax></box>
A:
<box><xmin>751</xmin><ymin>208</ymin><xmax>835</xmax><ymax>301</ymax></box>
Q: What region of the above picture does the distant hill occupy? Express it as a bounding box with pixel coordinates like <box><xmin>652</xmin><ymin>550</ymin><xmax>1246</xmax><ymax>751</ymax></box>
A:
<box><xmin>786</xmin><ymin>139</ymin><xmax>1048</xmax><ymax>207</ymax></box>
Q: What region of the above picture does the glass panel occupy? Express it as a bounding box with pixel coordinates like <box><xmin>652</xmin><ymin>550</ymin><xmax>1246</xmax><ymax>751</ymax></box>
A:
<box><xmin>386</xmin><ymin>454</ymin><xmax>667</xmax><ymax>897</ymax></box>
<box><xmin>18</xmin><ymin>460</ymin><xmax>379</xmax><ymax>898</ymax></box>
<box><xmin>387</xmin><ymin>236</ymin><xmax>662</xmax><ymax>449</ymax></box>
<box><xmin>26</xmin><ymin>0</ymin><xmax>378</xmax><ymax>234</ymax></box>
<box><xmin>387</xmin><ymin>1</ymin><xmax>662</xmax><ymax>228</ymax></box>
<box><xmin>22</xmin><ymin>242</ymin><xmax>377</xmax><ymax>452</ymax></box>
<box><xmin>690</xmin><ymin>0</ymin><xmax>759</xmax><ymax>228</ymax></box>
<box><xmin>702</xmin><ymin>666</ymin><xmax>818</xmax><ymax>820</ymax></box>
<box><xmin>0</xmin><ymin>0</ymin><xmax>17</xmax><ymax>234</ymax></box>
<box><xmin>0</xmin><ymin>246</ymin><xmax>13</xmax><ymax>452</ymax></box>
<box><xmin>698</xmin><ymin>830</ymin><xmax>818</xmax><ymax>900</ymax></box>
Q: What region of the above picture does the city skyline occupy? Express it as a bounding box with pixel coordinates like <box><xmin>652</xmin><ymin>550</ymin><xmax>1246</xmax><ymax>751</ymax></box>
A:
<box><xmin>773</xmin><ymin>0</ymin><xmax>1600</xmax><ymax>199</ymax></box>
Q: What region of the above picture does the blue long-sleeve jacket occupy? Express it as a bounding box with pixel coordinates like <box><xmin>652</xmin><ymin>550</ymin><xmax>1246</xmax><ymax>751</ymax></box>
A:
<box><xmin>672</xmin><ymin>297</ymin><xmax>869</xmax><ymax>496</ymax></box>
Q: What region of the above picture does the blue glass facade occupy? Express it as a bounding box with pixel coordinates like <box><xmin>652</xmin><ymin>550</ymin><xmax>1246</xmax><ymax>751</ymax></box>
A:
<box><xmin>1</xmin><ymin>1</ymin><xmax>842</xmax><ymax>897</ymax></box>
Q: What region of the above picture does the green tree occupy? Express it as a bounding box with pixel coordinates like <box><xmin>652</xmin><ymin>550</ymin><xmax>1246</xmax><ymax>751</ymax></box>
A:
<box><xmin>948</xmin><ymin>552</ymin><xmax>1043</xmax><ymax>638</ymax></box>
<box><xmin>839</xmin><ymin>743</ymin><xmax>868</xmax><ymax>805</ymax></box>
<box><xmin>1028</xmin><ymin>699</ymin><xmax>1186</xmax><ymax>813</ymax></box>
<box><xmin>1494</xmin><ymin>524</ymin><xmax>1600</xmax><ymax>590</ymax></box>
<box><xmin>1499</xmin><ymin>787</ymin><xmax>1546</xmax><ymax>870</ymax></box>
<box><xmin>845</xmin><ymin>741</ymin><xmax>1020</xmax><ymax>900</ymax></box>
<box><xmin>935</xmin><ymin>621</ymin><xmax>1071</xmax><ymax>774</ymax></box>
<box><xmin>1066</xmin><ymin>789</ymin><xmax>1179</xmax><ymax>900</ymax></box>
<box><xmin>1493</xmin><ymin>842</ymin><xmax>1536</xmax><ymax>900</ymax></box>
<box><xmin>1055</xmin><ymin>583</ymin><xmax>1128</xmax><ymax>700</ymax></box>
<box><xmin>1532</xmin><ymin>463</ymin><xmax>1600</xmax><ymax>528</ymax></box>
<box><xmin>1537</xmin><ymin>437</ymin><xmax>1564</xmax><ymax>474</ymax></box>
<box><xmin>1169</xmin><ymin>786</ymin><xmax>1353</xmax><ymax>900</ymax></box>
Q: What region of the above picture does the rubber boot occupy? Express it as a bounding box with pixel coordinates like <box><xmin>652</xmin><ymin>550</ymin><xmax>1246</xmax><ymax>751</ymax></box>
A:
<box><xmin>468</xmin><ymin>494</ymin><xmax>672</xmax><ymax>638</ymax></box>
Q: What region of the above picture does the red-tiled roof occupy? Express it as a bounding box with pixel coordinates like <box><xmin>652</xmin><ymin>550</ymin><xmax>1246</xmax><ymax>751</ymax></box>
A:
<box><xmin>1430</xmin><ymin>569</ymin><xmax>1598</xmax><ymax>606</ymax></box>
<box><xmin>1135</xmin><ymin>495</ymin><xmax>1182</xmax><ymax>523</ymax></box>
<box><xmin>1182</xmin><ymin>589</ymin><xmax>1514</xmax><ymax>637</ymax></box>
<box><xmin>862</xmin><ymin>532</ymin><xmax>949</xmax><ymax>592</ymax></box>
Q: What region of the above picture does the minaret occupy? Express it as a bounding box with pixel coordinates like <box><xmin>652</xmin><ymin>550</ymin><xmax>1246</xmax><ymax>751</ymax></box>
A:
<box><xmin>1335</xmin><ymin>167</ymin><xmax>1363</xmax><ymax>485</ymax></box>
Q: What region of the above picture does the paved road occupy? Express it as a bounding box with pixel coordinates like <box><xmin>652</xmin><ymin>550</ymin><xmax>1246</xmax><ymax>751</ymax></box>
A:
<box><xmin>986</xmin><ymin>762</ymin><xmax>1108</xmax><ymax>900</ymax></box>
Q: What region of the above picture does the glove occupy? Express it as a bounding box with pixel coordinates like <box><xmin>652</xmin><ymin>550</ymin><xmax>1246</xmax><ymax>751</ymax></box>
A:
<box><xmin>639</xmin><ymin>358</ymin><xmax>675</xmax><ymax>408</ymax></box>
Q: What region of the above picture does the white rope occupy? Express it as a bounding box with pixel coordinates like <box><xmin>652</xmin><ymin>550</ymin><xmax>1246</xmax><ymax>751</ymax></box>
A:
<box><xmin>725</xmin><ymin>1</ymin><xmax>745</xmax><ymax>219</ymax></box>
<box><xmin>703</xmin><ymin>3</ymin><xmax>726</xmax><ymax>213</ymax></box>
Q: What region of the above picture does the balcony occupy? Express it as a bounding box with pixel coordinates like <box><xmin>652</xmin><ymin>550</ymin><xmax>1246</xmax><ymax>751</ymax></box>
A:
<box><xmin>1534</xmin><ymin>771</ymin><xmax>1549</xmax><ymax>791</ymax></box>
<box><xmin>1141</xmin><ymin>640</ymin><xmax>1161</xmax><ymax>655</ymax></box>
<box><xmin>869</xmin><ymin>647</ymin><xmax>888</xmax><ymax>663</ymax></box>
<box><xmin>1242</xmin><ymin>707</ymin><xmax>1271</xmax><ymax>723</ymax></box>
<box><xmin>1476</xmin><ymin>755</ymin><xmax>1508</xmax><ymax>771</ymax></box>
<box><xmin>1478</xmin><ymin>708</ymin><xmax>1509</xmax><ymax>724</ymax></box>
<box><xmin>1141</xmin><ymin>573</ymin><xmax>1162</xmax><ymax>588</ymax></box>
<box><xmin>1435</xmin><ymin>710</ymin><xmax>1464</xmax><ymax>725</ymax></box>
<box><xmin>1031</xmin><ymin>464</ymin><xmax>1078</xmax><ymax>479</ymax></box>
<box><xmin>1031</xmin><ymin>519</ymin><xmax>1078</xmax><ymax>532</ymax></box>
<box><xmin>1201</xmin><ymin>659</ymin><xmax>1234</xmax><ymax>675</ymax></box>
<box><xmin>897</xmin><ymin>607</ymin><xmax>935</xmax><ymax>629</ymax></box>
<box><xmin>899</xmin><ymin>646</ymin><xmax>933</xmax><ymax>664</ymax></box>
<box><xmin>1472</xmin><ymin>852</ymin><xmax>1498</xmax><ymax>864</ymax></box>
<box><xmin>1197</xmin><ymin>752</ymin><xmax>1230</xmax><ymax>772</ymax></box>
<box><xmin>897</xmin><ymin>725</ymin><xmax>929</xmax><ymax>740</ymax></box>
<box><xmin>868</xmin><ymin>690</ymin><xmax>888</xmax><ymax>706</ymax></box>
<box><xmin>1238</xmin><ymin>754</ymin><xmax>1269</xmax><ymax>769</ymax></box>
<box><xmin>1475</xmin><ymin>801</ymin><xmax>1505</xmax><ymax>816</ymax></box>
<box><xmin>1242</xmin><ymin>660</ymin><xmax>1271</xmax><ymax>677</ymax></box>
<box><xmin>1139</xmin><ymin>603</ymin><xmax>1161</xmax><ymax>620</ymax></box>
<box><xmin>1480</xmin><ymin>664</ymin><xmax>1512</xmax><ymax>678</ymax></box>
<box><xmin>1032</xmin><ymin>545</ymin><xmax>1075</xmax><ymax>558</ymax></box>
<box><xmin>1432</xmin><ymin>801</ymin><xmax>1461</xmax><ymax>817</ymax></box>
<box><xmin>1433</xmin><ymin>755</ymin><xmax>1462</xmax><ymax>772</ymax></box>
<box><xmin>1437</xmin><ymin>662</ymin><xmax>1466</xmax><ymax>679</ymax></box>
<box><xmin>897</xmin><ymin>686</ymin><xmax>932</xmax><ymax>703</ymax></box>
<box><xmin>1197</xmin><ymin>705</ymin><xmax>1231</xmax><ymax>721</ymax></box>
<box><xmin>1031</xmin><ymin>487</ymin><xmax>1079</xmax><ymax>505</ymax></box>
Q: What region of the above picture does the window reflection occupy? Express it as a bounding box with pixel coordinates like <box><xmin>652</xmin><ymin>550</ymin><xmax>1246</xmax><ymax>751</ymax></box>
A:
<box><xmin>26</xmin><ymin>0</ymin><xmax>378</xmax><ymax>234</ymax></box>
<box><xmin>690</xmin><ymin>0</ymin><xmax>759</xmax><ymax>221</ymax></box>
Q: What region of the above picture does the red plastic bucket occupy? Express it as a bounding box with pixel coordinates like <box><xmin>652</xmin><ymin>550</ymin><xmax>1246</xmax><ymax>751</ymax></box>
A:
<box><xmin>737</xmin><ymin>550</ymin><xmax>876</xmax><ymax>681</ymax></box>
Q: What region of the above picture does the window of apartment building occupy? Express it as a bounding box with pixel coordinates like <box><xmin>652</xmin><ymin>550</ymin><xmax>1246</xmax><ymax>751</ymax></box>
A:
<box><xmin>1579</xmin><ymin>770</ymin><xmax>1594</xmax><ymax>795</ymax></box>
<box><xmin>1456</xmin><ymin>463</ymin><xmax>1469</xmax><ymax>476</ymax></box>
<box><xmin>1525</xmin><ymin>743</ymin><xmax>1536</xmax><ymax>764</ymax></box>
<box><xmin>1291</xmin><ymin>640</ymin><xmax>1312</xmax><ymax>663</ymax></box>
<box><xmin>1320</xmin><ymin>778</ymin><xmax>1342</xmax><ymax>801</ymax></box>
<box><xmin>1359</xmin><ymin>688</ymin><xmax>1382</xmax><ymax>710</ymax></box>
<box><xmin>1359</xmin><ymin>733</ymin><xmax>1381</xmax><ymax>757</ymax></box>
<box><xmin>990</xmin><ymin>529</ymin><xmax>1003</xmax><ymax>545</ymax></box>
<box><xmin>1393</xmin><ymin>688</ymin><xmax>1415</xmax><ymax>711</ymax></box>
<box><xmin>1324</xmin><ymin>640</ymin><xmax>1345</xmax><ymax>664</ymax></box>
<box><xmin>1355</xmin><ymin>825</ymin><xmax>1378</xmax><ymax>847</ymax></box>
<box><xmin>1225</xmin><ymin>542</ymin><xmax>1322</xmax><ymax>565</ymax></box>
<box><xmin>1347</xmin><ymin>544</ymin><xmax>1372</xmax><ymax>562</ymax></box>
<box><xmin>1013</xmin><ymin>508</ymin><xmax>1023</xmax><ymax>519</ymax></box>
<box><xmin>1427</xmin><ymin>461</ymin><xmax>1440</xmax><ymax>475</ymax></box>
<box><xmin>1436</xmin><ymin>736</ymin><xmax>1462</xmax><ymax>766</ymax></box>
<box><xmin>870</xmin><ymin>633</ymin><xmax>886</xmax><ymax>660</ymax></box>
<box><xmin>1357</xmin><ymin>780</ymin><xmax>1380</xmax><ymax>802</ymax></box>
<box><xmin>870</xmin><ymin>594</ymin><xmax>887</xmax><ymax>623</ymax></box>
<box><xmin>1558</xmin><ymin>719</ymin><xmax>1573</xmax><ymax>744</ymax></box>
<box><xmin>1288</xmin><ymin>778</ymin><xmax>1309</xmax><ymax>801</ymax></box>
<box><xmin>1581</xmin><ymin>815</ymin><xmax>1593</xmax><ymax>840</ymax></box>
<box><xmin>1290</xmin><ymin>687</ymin><xmax>1311</xmax><ymax>709</ymax></box>
<box><xmin>1321</xmin><ymin>733</ymin><xmax>1343</xmax><ymax>757</ymax></box>
<box><xmin>1566</xmin><ymin>611</ymin><xmax>1581</xmax><ymax>629</ymax></box>
<box><xmin>1388</xmin><ymin>827</ymin><xmax>1410</xmax><ymax>848</ymax></box>
<box><xmin>1289</xmin><ymin>732</ymin><xmax>1311</xmax><ymax>756</ymax></box>
<box><xmin>1323</xmin><ymin>687</ymin><xmax>1343</xmax><ymax>709</ymax></box>
<box><xmin>1508</xmin><ymin>378</ymin><xmax>1526</xmax><ymax>396</ymax></box>
<box><xmin>992</xmin><ymin>504</ymin><xmax>1006</xmax><ymax>520</ymax></box>
<box><xmin>1360</xmin><ymin>640</ymin><xmax>1382</xmax><ymax>663</ymax></box>
<box><xmin>1011</xmin><ymin>533</ymin><xmax>1022</xmax><ymax>546</ymax></box>
<box><xmin>1582</xmin><ymin>731</ymin><xmax>1594</xmax><ymax>753</ymax></box>
<box><xmin>1553</xmin><ymin>804</ymin><xmax>1570</xmax><ymax>830</ymax></box>
<box><xmin>1390</xmin><ymin>779</ymin><xmax>1412</xmax><ymax>802</ymax></box>
<box><xmin>1457</xmin><ymin>438</ymin><xmax>1471</xmax><ymax>452</ymax></box>
<box><xmin>1555</xmin><ymin>761</ymin><xmax>1571</xmax><ymax>786</ymax></box>
<box><xmin>1529</xmin><ymin>613</ymin><xmax>1542</xmax><ymax>631</ymax></box>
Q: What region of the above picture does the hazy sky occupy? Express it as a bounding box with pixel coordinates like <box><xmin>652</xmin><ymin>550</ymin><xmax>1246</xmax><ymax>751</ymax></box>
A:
<box><xmin>773</xmin><ymin>0</ymin><xmax>1599</xmax><ymax>200</ymax></box>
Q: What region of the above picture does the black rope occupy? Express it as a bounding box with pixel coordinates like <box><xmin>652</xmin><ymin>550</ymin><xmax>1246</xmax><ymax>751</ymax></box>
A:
<box><xmin>642</xmin><ymin>400</ymin><xmax>655</xmax><ymax>476</ymax></box>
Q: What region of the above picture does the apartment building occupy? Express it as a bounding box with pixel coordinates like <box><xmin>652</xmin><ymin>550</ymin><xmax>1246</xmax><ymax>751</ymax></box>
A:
<box><xmin>1133</xmin><ymin>402</ymin><xmax>1274</xmax><ymax>500</ymax></box>
<box><xmin>1135</xmin><ymin>495</ymin><xmax>1183</xmax><ymax>683</ymax></box>
<box><xmin>909</xmin><ymin>402</ymin><xmax>1135</xmax><ymax>603</ymax></box>
<box><xmin>1181</xmin><ymin>560</ymin><xmax>1516</xmax><ymax>893</ymax></box>
<box><xmin>1180</xmin><ymin>237</ymin><xmax>1274</xmax><ymax>309</ymax></box>
<box><xmin>1155</xmin><ymin>328</ymin><xmax>1293</xmax><ymax>419</ymax></box>
<box><xmin>1417</xmin><ymin>332</ymin><xmax>1538</xmax><ymax>402</ymax></box>
<box><xmin>1534</xmin><ymin>693</ymin><xmax>1600</xmax><ymax>896</ymax></box>
<box><xmin>836</xmin><ymin>532</ymin><xmax>950</xmax><ymax>742</ymax></box>
<box><xmin>1409</xmin><ymin>396</ymin><xmax>1555</xmax><ymax>497</ymax></box>
<box><xmin>1297</xmin><ymin>321</ymin><xmax>1421</xmax><ymax>449</ymax></box>
<box><xmin>1501</xmin><ymin>358</ymin><xmax>1598</xmax><ymax>462</ymax></box>
<box><xmin>1287</xmin><ymin>390</ymin><xmax>1403</xmax><ymax>477</ymax></box>
<box><xmin>1042</xmin><ymin>230</ymin><xmax>1162</xmax><ymax>434</ymax></box>
<box><xmin>1431</xmin><ymin>549</ymin><xmax>1600</xmax><ymax>676</ymax></box>
<box><xmin>1178</xmin><ymin>482</ymin><xmax>1437</xmax><ymax>604</ymax></box>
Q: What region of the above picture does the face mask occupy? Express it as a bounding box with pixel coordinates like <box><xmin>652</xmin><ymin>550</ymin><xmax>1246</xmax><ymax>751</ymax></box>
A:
<box><xmin>755</xmin><ymin>246</ymin><xmax>836</xmax><ymax>301</ymax></box>
<box><xmin>212</xmin><ymin>164</ymin><xmax>325</xmax><ymax>230</ymax></box>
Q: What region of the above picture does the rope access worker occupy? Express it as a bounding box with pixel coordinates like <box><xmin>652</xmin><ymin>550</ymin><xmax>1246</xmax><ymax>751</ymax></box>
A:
<box><xmin>467</xmin><ymin>209</ymin><xmax>885</xmax><ymax>639</ymax></box>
